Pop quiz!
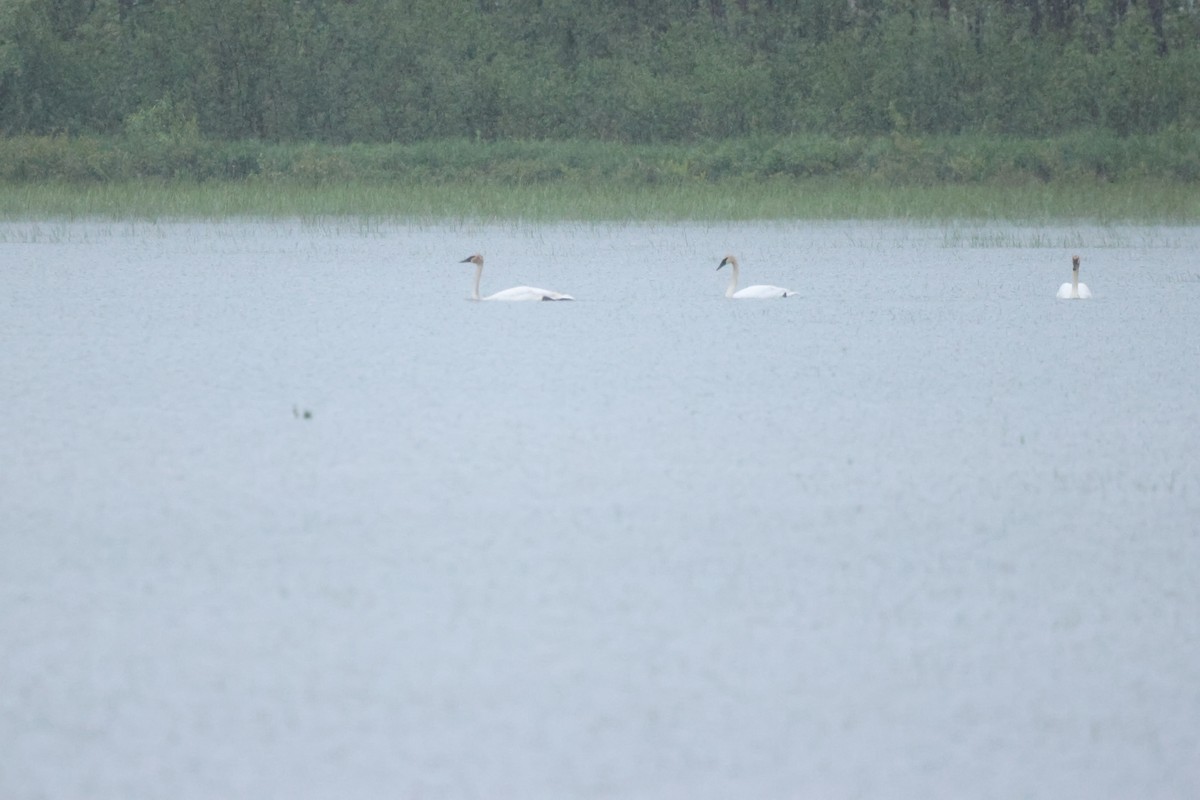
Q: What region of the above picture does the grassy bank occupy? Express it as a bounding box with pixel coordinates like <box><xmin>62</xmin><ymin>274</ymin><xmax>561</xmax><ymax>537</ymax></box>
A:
<box><xmin>3</xmin><ymin>178</ymin><xmax>1197</xmax><ymax>222</ymax></box>
<box><xmin>1</xmin><ymin>134</ymin><xmax>1198</xmax><ymax>220</ymax></box>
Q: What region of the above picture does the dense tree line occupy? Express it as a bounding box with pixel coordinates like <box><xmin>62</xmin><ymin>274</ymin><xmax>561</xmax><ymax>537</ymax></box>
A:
<box><xmin>1</xmin><ymin>0</ymin><xmax>1197</xmax><ymax>144</ymax></box>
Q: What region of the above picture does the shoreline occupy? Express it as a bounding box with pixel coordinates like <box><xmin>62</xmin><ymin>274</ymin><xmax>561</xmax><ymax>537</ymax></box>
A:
<box><xmin>2</xmin><ymin>176</ymin><xmax>1197</xmax><ymax>222</ymax></box>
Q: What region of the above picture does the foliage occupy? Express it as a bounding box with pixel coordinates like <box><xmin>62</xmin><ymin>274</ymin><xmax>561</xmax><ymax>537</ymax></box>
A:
<box><xmin>2</xmin><ymin>172</ymin><xmax>1196</xmax><ymax>222</ymax></box>
<box><xmin>1</xmin><ymin>0</ymin><xmax>1197</xmax><ymax>143</ymax></box>
<box><xmin>2</xmin><ymin>131</ymin><xmax>1199</xmax><ymax>187</ymax></box>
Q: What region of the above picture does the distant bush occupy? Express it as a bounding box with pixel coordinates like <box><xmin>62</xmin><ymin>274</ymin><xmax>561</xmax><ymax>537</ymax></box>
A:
<box><xmin>2</xmin><ymin>133</ymin><xmax>1200</xmax><ymax>187</ymax></box>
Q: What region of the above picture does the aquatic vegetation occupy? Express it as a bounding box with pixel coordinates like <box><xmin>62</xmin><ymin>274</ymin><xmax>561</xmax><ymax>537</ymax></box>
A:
<box><xmin>0</xmin><ymin>134</ymin><xmax>1196</xmax><ymax>222</ymax></box>
<box><xmin>3</xmin><ymin>133</ymin><xmax>1200</xmax><ymax>187</ymax></box>
<box><xmin>0</xmin><ymin>174</ymin><xmax>1195</xmax><ymax>223</ymax></box>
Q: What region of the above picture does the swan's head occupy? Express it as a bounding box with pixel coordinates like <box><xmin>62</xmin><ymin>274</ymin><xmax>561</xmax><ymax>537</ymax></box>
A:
<box><xmin>460</xmin><ymin>254</ymin><xmax>484</xmax><ymax>267</ymax></box>
<box><xmin>1072</xmin><ymin>255</ymin><xmax>1080</xmax><ymax>272</ymax></box>
<box><xmin>717</xmin><ymin>254</ymin><xmax>738</xmax><ymax>271</ymax></box>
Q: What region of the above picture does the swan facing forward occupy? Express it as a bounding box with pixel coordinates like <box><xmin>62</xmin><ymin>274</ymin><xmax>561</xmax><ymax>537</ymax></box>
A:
<box><xmin>717</xmin><ymin>255</ymin><xmax>796</xmax><ymax>299</ymax></box>
<box><xmin>459</xmin><ymin>254</ymin><xmax>574</xmax><ymax>301</ymax></box>
<box><xmin>1056</xmin><ymin>255</ymin><xmax>1092</xmax><ymax>300</ymax></box>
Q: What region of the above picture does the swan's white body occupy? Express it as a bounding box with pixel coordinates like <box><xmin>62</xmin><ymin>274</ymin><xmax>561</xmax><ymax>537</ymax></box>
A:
<box><xmin>460</xmin><ymin>254</ymin><xmax>574</xmax><ymax>302</ymax></box>
<box><xmin>718</xmin><ymin>255</ymin><xmax>795</xmax><ymax>299</ymax></box>
<box><xmin>1057</xmin><ymin>255</ymin><xmax>1092</xmax><ymax>300</ymax></box>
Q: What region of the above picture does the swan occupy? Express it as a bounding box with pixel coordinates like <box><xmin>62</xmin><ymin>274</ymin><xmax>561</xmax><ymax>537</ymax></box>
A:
<box><xmin>1056</xmin><ymin>255</ymin><xmax>1092</xmax><ymax>300</ymax></box>
<box><xmin>459</xmin><ymin>254</ymin><xmax>574</xmax><ymax>301</ymax></box>
<box><xmin>717</xmin><ymin>255</ymin><xmax>796</xmax><ymax>299</ymax></box>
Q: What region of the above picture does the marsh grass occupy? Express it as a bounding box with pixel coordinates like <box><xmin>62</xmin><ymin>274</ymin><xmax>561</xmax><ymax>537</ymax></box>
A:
<box><xmin>2</xmin><ymin>176</ymin><xmax>1196</xmax><ymax>222</ymax></box>
<box><xmin>2</xmin><ymin>133</ymin><xmax>1198</xmax><ymax>221</ymax></box>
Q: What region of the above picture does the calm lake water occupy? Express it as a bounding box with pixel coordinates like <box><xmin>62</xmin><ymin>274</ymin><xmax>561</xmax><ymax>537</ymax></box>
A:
<box><xmin>2</xmin><ymin>219</ymin><xmax>1198</xmax><ymax>799</ymax></box>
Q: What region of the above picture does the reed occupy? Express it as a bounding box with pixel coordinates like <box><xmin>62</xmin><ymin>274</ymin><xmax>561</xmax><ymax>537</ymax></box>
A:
<box><xmin>1</xmin><ymin>177</ymin><xmax>1196</xmax><ymax>222</ymax></box>
<box><xmin>2</xmin><ymin>133</ymin><xmax>1197</xmax><ymax>221</ymax></box>
<box><xmin>4</xmin><ymin>132</ymin><xmax>1200</xmax><ymax>184</ymax></box>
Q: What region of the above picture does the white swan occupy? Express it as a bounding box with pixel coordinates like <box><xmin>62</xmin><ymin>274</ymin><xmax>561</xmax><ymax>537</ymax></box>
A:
<box><xmin>717</xmin><ymin>254</ymin><xmax>796</xmax><ymax>299</ymax></box>
<box><xmin>459</xmin><ymin>254</ymin><xmax>574</xmax><ymax>301</ymax></box>
<box><xmin>1056</xmin><ymin>255</ymin><xmax>1092</xmax><ymax>300</ymax></box>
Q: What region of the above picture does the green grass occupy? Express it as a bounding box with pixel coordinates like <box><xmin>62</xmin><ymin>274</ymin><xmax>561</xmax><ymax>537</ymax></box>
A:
<box><xmin>2</xmin><ymin>133</ymin><xmax>1198</xmax><ymax>221</ymax></box>
<box><xmin>2</xmin><ymin>176</ymin><xmax>1197</xmax><ymax>222</ymax></box>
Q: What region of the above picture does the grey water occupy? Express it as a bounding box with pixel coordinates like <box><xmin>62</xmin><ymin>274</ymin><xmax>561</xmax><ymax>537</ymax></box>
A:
<box><xmin>2</xmin><ymin>219</ymin><xmax>1198</xmax><ymax>799</ymax></box>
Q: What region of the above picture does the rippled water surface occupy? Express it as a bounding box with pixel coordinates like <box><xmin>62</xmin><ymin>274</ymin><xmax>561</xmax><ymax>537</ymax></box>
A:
<box><xmin>2</xmin><ymin>220</ymin><xmax>1199</xmax><ymax>799</ymax></box>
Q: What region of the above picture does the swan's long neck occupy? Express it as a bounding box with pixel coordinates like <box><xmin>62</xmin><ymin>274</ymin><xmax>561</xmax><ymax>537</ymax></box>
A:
<box><xmin>472</xmin><ymin>262</ymin><xmax>483</xmax><ymax>301</ymax></box>
<box><xmin>1072</xmin><ymin>268</ymin><xmax>1079</xmax><ymax>294</ymax></box>
<box><xmin>725</xmin><ymin>261</ymin><xmax>740</xmax><ymax>298</ymax></box>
